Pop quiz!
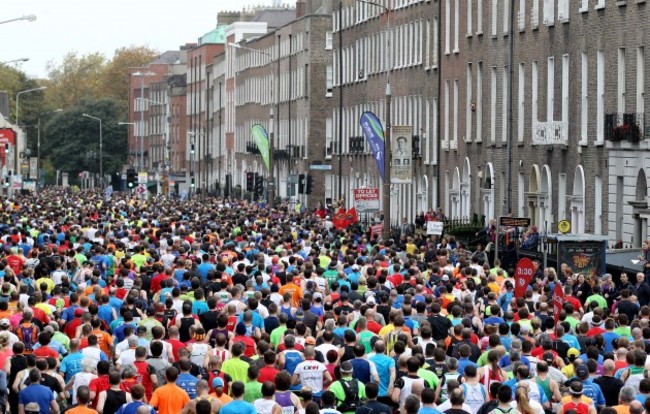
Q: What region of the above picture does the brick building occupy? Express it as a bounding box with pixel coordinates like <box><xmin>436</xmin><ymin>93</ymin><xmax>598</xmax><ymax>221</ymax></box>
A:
<box><xmin>330</xmin><ymin>0</ymin><xmax>439</xmax><ymax>225</ymax></box>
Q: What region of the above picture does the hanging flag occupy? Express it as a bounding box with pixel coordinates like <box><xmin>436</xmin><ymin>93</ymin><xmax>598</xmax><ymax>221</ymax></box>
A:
<box><xmin>345</xmin><ymin>207</ymin><xmax>359</xmax><ymax>227</ymax></box>
<box><xmin>105</xmin><ymin>185</ymin><xmax>113</xmax><ymax>202</ymax></box>
<box><xmin>514</xmin><ymin>257</ymin><xmax>535</xmax><ymax>298</ymax></box>
<box><xmin>553</xmin><ymin>283</ymin><xmax>565</xmax><ymax>324</ymax></box>
<box><xmin>359</xmin><ymin>112</ymin><xmax>386</xmax><ymax>181</ymax></box>
<box><xmin>332</xmin><ymin>207</ymin><xmax>348</xmax><ymax>229</ymax></box>
<box><xmin>251</xmin><ymin>124</ymin><xmax>271</xmax><ymax>172</ymax></box>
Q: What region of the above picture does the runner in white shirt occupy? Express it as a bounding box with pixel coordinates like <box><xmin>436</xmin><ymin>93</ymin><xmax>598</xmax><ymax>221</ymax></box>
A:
<box><xmin>290</xmin><ymin>347</ymin><xmax>332</xmax><ymax>396</ymax></box>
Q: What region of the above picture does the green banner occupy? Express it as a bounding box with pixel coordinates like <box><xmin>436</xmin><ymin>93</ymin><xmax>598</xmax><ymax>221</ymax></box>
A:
<box><xmin>251</xmin><ymin>124</ymin><xmax>270</xmax><ymax>172</ymax></box>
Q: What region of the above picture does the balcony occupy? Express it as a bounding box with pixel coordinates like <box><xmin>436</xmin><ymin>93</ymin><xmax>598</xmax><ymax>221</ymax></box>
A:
<box><xmin>532</xmin><ymin>121</ymin><xmax>568</xmax><ymax>146</ymax></box>
<box><xmin>273</xmin><ymin>149</ymin><xmax>290</xmax><ymax>160</ymax></box>
<box><xmin>246</xmin><ymin>141</ymin><xmax>259</xmax><ymax>154</ymax></box>
<box><xmin>349</xmin><ymin>136</ymin><xmax>366</xmax><ymax>155</ymax></box>
<box><xmin>286</xmin><ymin>145</ymin><xmax>305</xmax><ymax>158</ymax></box>
<box><xmin>605</xmin><ymin>113</ymin><xmax>645</xmax><ymax>143</ymax></box>
<box><xmin>412</xmin><ymin>135</ymin><xmax>421</xmax><ymax>159</ymax></box>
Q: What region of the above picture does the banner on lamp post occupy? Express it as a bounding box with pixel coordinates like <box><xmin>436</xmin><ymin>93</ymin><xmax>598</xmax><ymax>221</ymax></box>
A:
<box><xmin>359</xmin><ymin>112</ymin><xmax>386</xmax><ymax>181</ymax></box>
<box><xmin>251</xmin><ymin>124</ymin><xmax>270</xmax><ymax>172</ymax></box>
<box><xmin>391</xmin><ymin>125</ymin><xmax>413</xmax><ymax>184</ymax></box>
<box><xmin>514</xmin><ymin>257</ymin><xmax>535</xmax><ymax>298</ymax></box>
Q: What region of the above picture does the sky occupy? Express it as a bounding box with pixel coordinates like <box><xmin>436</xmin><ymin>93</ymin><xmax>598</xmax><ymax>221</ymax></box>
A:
<box><xmin>3</xmin><ymin>0</ymin><xmax>290</xmax><ymax>79</ymax></box>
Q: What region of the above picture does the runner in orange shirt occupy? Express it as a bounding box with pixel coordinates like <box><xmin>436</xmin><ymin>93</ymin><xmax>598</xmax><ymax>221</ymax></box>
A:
<box><xmin>278</xmin><ymin>274</ymin><xmax>303</xmax><ymax>307</ymax></box>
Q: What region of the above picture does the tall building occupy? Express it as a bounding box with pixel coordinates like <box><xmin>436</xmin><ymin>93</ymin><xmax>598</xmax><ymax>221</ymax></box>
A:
<box><xmin>330</xmin><ymin>0</ymin><xmax>440</xmax><ymax>224</ymax></box>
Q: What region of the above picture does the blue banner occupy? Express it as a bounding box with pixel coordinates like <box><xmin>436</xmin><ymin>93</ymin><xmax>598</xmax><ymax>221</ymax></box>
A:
<box><xmin>359</xmin><ymin>111</ymin><xmax>386</xmax><ymax>181</ymax></box>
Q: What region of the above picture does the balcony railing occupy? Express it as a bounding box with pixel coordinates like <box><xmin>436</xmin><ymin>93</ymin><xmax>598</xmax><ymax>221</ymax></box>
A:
<box><xmin>349</xmin><ymin>136</ymin><xmax>366</xmax><ymax>155</ymax></box>
<box><xmin>246</xmin><ymin>141</ymin><xmax>259</xmax><ymax>154</ymax></box>
<box><xmin>532</xmin><ymin>121</ymin><xmax>568</xmax><ymax>146</ymax></box>
<box><xmin>605</xmin><ymin>113</ymin><xmax>645</xmax><ymax>143</ymax></box>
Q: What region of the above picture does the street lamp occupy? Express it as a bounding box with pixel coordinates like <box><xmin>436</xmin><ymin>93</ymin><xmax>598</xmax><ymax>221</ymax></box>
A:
<box><xmin>227</xmin><ymin>42</ymin><xmax>278</xmax><ymax>206</ymax></box>
<box><xmin>355</xmin><ymin>0</ymin><xmax>392</xmax><ymax>239</ymax></box>
<box><xmin>0</xmin><ymin>58</ymin><xmax>29</xmax><ymax>65</ymax></box>
<box><xmin>37</xmin><ymin>108</ymin><xmax>62</xmax><ymax>188</ymax></box>
<box><xmin>131</xmin><ymin>71</ymin><xmax>156</xmax><ymax>172</ymax></box>
<box><xmin>0</xmin><ymin>15</ymin><xmax>36</xmax><ymax>25</ymax></box>
<box><xmin>81</xmin><ymin>113</ymin><xmax>103</xmax><ymax>187</ymax></box>
<box><xmin>15</xmin><ymin>86</ymin><xmax>46</xmax><ymax>175</ymax></box>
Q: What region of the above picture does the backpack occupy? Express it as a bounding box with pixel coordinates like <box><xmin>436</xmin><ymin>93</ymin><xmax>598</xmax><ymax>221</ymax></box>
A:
<box><xmin>17</xmin><ymin>324</ymin><xmax>37</xmax><ymax>352</ymax></box>
<box><xmin>337</xmin><ymin>378</ymin><xmax>361</xmax><ymax>413</ymax></box>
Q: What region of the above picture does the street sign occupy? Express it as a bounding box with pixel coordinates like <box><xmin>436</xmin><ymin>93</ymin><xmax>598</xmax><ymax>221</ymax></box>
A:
<box><xmin>353</xmin><ymin>188</ymin><xmax>380</xmax><ymax>212</ymax></box>
<box><xmin>309</xmin><ymin>164</ymin><xmax>332</xmax><ymax>170</ymax></box>
<box><xmin>499</xmin><ymin>217</ymin><xmax>531</xmax><ymax>227</ymax></box>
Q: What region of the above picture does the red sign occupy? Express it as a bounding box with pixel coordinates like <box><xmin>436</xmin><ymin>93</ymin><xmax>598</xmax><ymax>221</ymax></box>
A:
<box><xmin>553</xmin><ymin>283</ymin><xmax>565</xmax><ymax>324</ymax></box>
<box><xmin>370</xmin><ymin>224</ymin><xmax>383</xmax><ymax>239</ymax></box>
<box><xmin>514</xmin><ymin>257</ymin><xmax>535</xmax><ymax>298</ymax></box>
<box><xmin>353</xmin><ymin>188</ymin><xmax>380</xmax><ymax>213</ymax></box>
<box><xmin>0</xmin><ymin>128</ymin><xmax>16</xmax><ymax>146</ymax></box>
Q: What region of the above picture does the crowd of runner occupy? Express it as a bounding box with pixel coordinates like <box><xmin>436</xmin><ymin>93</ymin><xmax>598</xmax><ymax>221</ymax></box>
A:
<box><xmin>1</xmin><ymin>189</ymin><xmax>650</xmax><ymax>414</ymax></box>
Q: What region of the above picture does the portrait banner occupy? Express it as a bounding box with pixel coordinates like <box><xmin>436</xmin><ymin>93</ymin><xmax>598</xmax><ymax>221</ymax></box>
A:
<box><xmin>391</xmin><ymin>126</ymin><xmax>413</xmax><ymax>184</ymax></box>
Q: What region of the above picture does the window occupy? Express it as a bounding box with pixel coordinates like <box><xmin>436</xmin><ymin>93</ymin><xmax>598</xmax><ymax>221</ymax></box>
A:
<box><xmin>596</xmin><ymin>50</ymin><xmax>605</xmax><ymax>143</ymax></box>
<box><xmin>579</xmin><ymin>0</ymin><xmax>588</xmax><ymax>12</ymax></box>
<box><xmin>477</xmin><ymin>62</ymin><xmax>483</xmax><ymax>142</ymax></box>
<box><xmin>503</xmin><ymin>0</ymin><xmax>510</xmax><ymax>33</ymax></box>
<box><xmin>445</xmin><ymin>0</ymin><xmax>451</xmax><ymax>54</ymax></box>
<box><xmin>326</xmin><ymin>64</ymin><xmax>333</xmax><ymax>97</ymax></box>
<box><xmin>491</xmin><ymin>66</ymin><xmax>497</xmax><ymax>143</ymax></box>
<box><xmin>547</xmin><ymin>57</ymin><xmax>555</xmax><ymax>121</ymax></box>
<box><xmin>580</xmin><ymin>52</ymin><xmax>588</xmax><ymax>144</ymax></box>
<box><xmin>638</xmin><ymin>47</ymin><xmax>645</xmax><ymax>115</ymax></box>
<box><xmin>433</xmin><ymin>18</ymin><xmax>439</xmax><ymax>65</ymax></box>
<box><xmin>467</xmin><ymin>63</ymin><xmax>473</xmax><ymax>142</ymax></box>
<box><xmin>518</xmin><ymin>63</ymin><xmax>525</xmax><ymax>142</ymax></box>
<box><xmin>618</xmin><ymin>48</ymin><xmax>625</xmax><ymax>114</ymax></box>
<box><xmin>519</xmin><ymin>0</ymin><xmax>526</xmax><ymax>30</ymax></box>
<box><xmin>596</xmin><ymin>0</ymin><xmax>605</xmax><ymax>9</ymax></box>
<box><xmin>477</xmin><ymin>0</ymin><xmax>483</xmax><ymax>33</ymax></box>
<box><xmin>454</xmin><ymin>0</ymin><xmax>460</xmax><ymax>52</ymax></box>
<box><xmin>453</xmin><ymin>79</ymin><xmax>459</xmax><ymax>143</ymax></box>
<box><xmin>425</xmin><ymin>20</ymin><xmax>431</xmax><ymax>67</ymax></box>
<box><xmin>543</xmin><ymin>0</ymin><xmax>554</xmax><ymax>26</ymax></box>
<box><xmin>558</xmin><ymin>0</ymin><xmax>569</xmax><ymax>21</ymax></box>
<box><xmin>502</xmin><ymin>67</ymin><xmax>508</xmax><ymax>142</ymax></box>
<box><xmin>532</xmin><ymin>0</ymin><xmax>539</xmax><ymax>28</ymax></box>
<box><xmin>325</xmin><ymin>32</ymin><xmax>333</xmax><ymax>50</ymax></box>
<box><xmin>492</xmin><ymin>0</ymin><xmax>498</xmax><ymax>36</ymax></box>
<box><xmin>562</xmin><ymin>54</ymin><xmax>569</xmax><ymax>126</ymax></box>
<box><xmin>532</xmin><ymin>60</ymin><xmax>539</xmax><ymax>124</ymax></box>
<box><xmin>444</xmin><ymin>80</ymin><xmax>450</xmax><ymax>144</ymax></box>
<box><xmin>467</xmin><ymin>0</ymin><xmax>473</xmax><ymax>35</ymax></box>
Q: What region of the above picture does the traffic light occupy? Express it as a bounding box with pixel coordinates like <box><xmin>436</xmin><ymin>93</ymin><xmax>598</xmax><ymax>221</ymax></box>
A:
<box><xmin>126</xmin><ymin>168</ymin><xmax>136</xmax><ymax>188</ymax></box>
<box><xmin>246</xmin><ymin>172</ymin><xmax>254</xmax><ymax>192</ymax></box>
<box><xmin>254</xmin><ymin>173</ymin><xmax>264</xmax><ymax>198</ymax></box>
<box><xmin>190</xmin><ymin>143</ymin><xmax>195</xmax><ymax>155</ymax></box>
<box><xmin>298</xmin><ymin>174</ymin><xmax>306</xmax><ymax>194</ymax></box>
<box><xmin>190</xmin><ymin>171</ymin><xmax>195</xmax><ymax>188</ymax></box>
<box><xmin>305</xmin><ymin>175</ymin><xmax>313</xmax><ymax>195</ymax></box>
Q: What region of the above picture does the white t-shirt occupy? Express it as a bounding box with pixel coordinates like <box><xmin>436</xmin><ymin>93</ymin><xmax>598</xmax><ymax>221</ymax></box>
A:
<box><xmin>293</xmin><ymin>359</ymin><xmax>328</xmax><ymax>393</ymax></box>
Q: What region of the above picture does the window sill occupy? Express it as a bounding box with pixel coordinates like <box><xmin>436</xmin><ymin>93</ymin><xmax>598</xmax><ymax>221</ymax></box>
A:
<box><xmin>594</xmin><ymin>140</ymin><xmax>605</xmax><ymax>147</ymax></box>
<box><xmin>637</xmin><ymin>0</ymin><xmax>647</xmax><ymax>4</ymax></box>
<box><xmin>579</xmin><ymin>140</ymin><xmax>588</xmax><ymax>147</ymax></box>
<box><xmin>466</xmin><ymin>33</ymin><xmax>473</xmax><ymax>38</ymax></box>
<box><xmin>616</xmin><ymin>0</ymin><xmax>627</xmax><ymax>5</ymax></box>
<box><xmin>475</xmin><ymin>30</ymin><xmax>483</xmax><ymax>36</ymax></box>
<box><xmin>595</xmin><ymin>4</ymin><xmax>606</xmax><ymax>10</ymax></box>
<box><xmin>579</xmin><ymin>7</ymin><xmax>588</xmax><ymax>13</ymax></box>
<box><xmin>560</xmin><ymin>18</ymin><xmax>570</xmax><ymax>24</ymax></box>
<box><xmin>453</xmin><ymin>49</ymin><xmax>460</xmax><ymax>54</ymax></box>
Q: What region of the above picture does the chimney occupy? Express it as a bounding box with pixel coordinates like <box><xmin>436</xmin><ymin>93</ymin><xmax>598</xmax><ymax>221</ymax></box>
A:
<box><xmin>296</xmin><ymin>0</ymin><xmax>306</xmax><ymax>18</ymax></box>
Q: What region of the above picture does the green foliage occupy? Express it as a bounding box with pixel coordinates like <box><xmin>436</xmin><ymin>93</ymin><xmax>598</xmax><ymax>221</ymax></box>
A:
<box><xmin>42</xmin><ymin>99</ymin><xmax>127</xmax><ymax>178</ymax></box>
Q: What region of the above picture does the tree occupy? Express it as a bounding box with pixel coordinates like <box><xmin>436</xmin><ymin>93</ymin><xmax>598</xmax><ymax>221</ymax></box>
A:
<box><xmin>42</xmin><ymin>99</ymin><xmax>127</xmax><ymax>182</ymax></box>
<box><xmin>0</xmin><ymin>65</ymin><xmax>46</xmax><ymax>123</ymax></box>
<box><xmin>101</xmin><ymin>45</ymin><xmax>159</xmax><ymax>111</ymax></box>
<box><xmin>44</xmin><ymin>52</ymin><xmax>107</xmax><ymax>109</ymax></box>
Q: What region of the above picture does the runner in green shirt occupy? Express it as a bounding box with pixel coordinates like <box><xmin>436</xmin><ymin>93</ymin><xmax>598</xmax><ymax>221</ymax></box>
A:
<box><xmin>221</xmin><ymin>342</ymin><xmax>251</xmax><ymax>383</ymax></box>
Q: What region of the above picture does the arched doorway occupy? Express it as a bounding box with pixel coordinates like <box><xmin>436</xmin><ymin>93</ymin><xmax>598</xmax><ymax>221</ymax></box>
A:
<box><xmin>482</xmin><ymin>163</ymin><xmax>495</xmax><ymax>224</ymax></box>
<box><xmin>451</xmin><ymin>168</ymin><xmax>461</xmax><ymax>218</ymax></box>
<box><xmin>570</xmin><ymin>166</ymin><xmax>586</xmax><ymax>234</ymax></box>
<box><xmin>461</xmin><ymin>158</ymin><xmax>471</xmax><ymax>219</ymax></box>
<box><xmin>633</xmin><ymin>169</ymin><xmax>649</xmax><ymax>247</ymax></box>
<box><xmin>540</xmin><ymin>165</ymin><xmax>552</xmax><ymax>232</ymax></box>
<box><xmin>526</xmin><ymin>164</ymin><xmax>541</xmax><ymax>226</ymax></box>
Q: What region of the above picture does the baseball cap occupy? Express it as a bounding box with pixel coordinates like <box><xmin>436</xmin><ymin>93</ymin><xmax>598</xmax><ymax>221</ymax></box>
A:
<box><xmin>366</xmin><ymin>297</ymin><xmax>376</xmax><ymax>306</ymax></box>
<box><xmin>0</xmin><ymin>318</ymin><xmax>9</xmax><ymax>327</ymax></box>
<box><xmin>212</xmin><ymin>377</ymin><xmax>225</xmax><ymax>388</ymax></box>
<box><xmin>575</xmin><ymin>365</ymin><xmax>589</xmax><ymax>379</ymax></box>
<box><xmin>313</xmin><ymin>292</ymin><xmax>323</xmax><ymax>301</ymax></box>
<box><xmin>567</xmin><ymin>348</ymin><xmax>580</xmax><ymax>359</ymax></box>
<box><xmin>74</xmin><ymin>308</ymin><xmax>84</xmax><ymax>317</ymax></box>
<box><xmin>441</xmin><ymin>275</ymin><xmax>450</xmax><ymax>281</ymax></box>
<box><xmin>305</xmin><ymin>336</ymin><xmax>316</xmax><ymax>345</ymax></box>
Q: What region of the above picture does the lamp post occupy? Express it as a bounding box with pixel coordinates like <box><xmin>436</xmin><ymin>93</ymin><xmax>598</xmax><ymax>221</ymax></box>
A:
<box><xmin>0</xmin><ymin>15</ymin><xmax>36</xmax><ymax>25</ymax></box>
<box><xmin>81</xmin><ymin>113</ymin><xmax>103</xmax><ymax>187</ymax></box>
<box><xmin>15</xmin><ymin>86</ymin><xmax>47</xmax><ymax>175</ymax></box>
<box><xmin>356</xmin><ymin>0</ymin><xmax>392</xmax><ymax>239</ymax></box>
<box><xmin>131</xmin><ymin>71</ymin><xmax>156</xmax><ymax>172</ymax></box>
<box><xmin>228</xmin><ymin>42</ymin><xmax>278</xmax><ymax>207</ymax></box>
<box><xmin>0</xmin><ymin>58</ymin><xmax>29</xmax><ymax>65</ymax></box>
<box><xmin>37</xmin><ymin>108</ymin><xmax>62</xmax><ymax>188</ymax></box>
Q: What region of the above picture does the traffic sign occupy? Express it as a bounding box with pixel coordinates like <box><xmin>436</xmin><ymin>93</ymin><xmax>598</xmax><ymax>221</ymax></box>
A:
<box><xmin>558</xmin><ymin>220</ymin><xmax>571</xmax><ymax>234</ymax></box>
<box><xmin>499</xmin><ymin>217</ymin><xmax>531</xmax><ymax>227</ymax></box>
